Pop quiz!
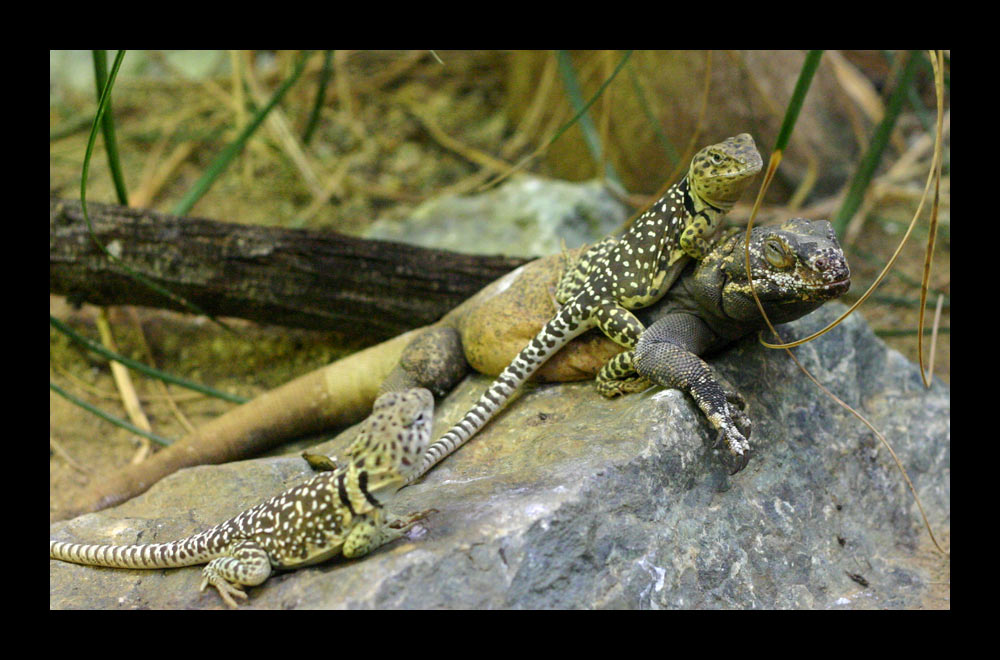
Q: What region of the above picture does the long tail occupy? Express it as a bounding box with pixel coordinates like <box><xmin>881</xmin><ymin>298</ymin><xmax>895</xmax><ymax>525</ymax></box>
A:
<box><xmin>410</xmin><ymin>300</ymin><xmax>593</xmax><ymax>481</ymax></box>
<box><xmin>50</xmin><ymin>532</ymin><xmax>221</xmax><ymax>570</ymax></box>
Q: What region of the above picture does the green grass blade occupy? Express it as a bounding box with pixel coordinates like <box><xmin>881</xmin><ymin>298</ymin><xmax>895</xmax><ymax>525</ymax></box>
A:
<box><xmin>555</xmin><ymin>50</ymin><xmax>624</xmax><ymax>188</ymax></box>
<box><xmin>91</xmin><ymin>50</ymin><xmax>129</xmax><ymax>206</ymax></box>
<box><xmin>774</xmin><ymin>50</ymin><xmax>824</xmax><ymax>153</ymax></box>
<box><xmin>51</xmin><ymin>315</ymin><xmax>248</xmax><ymax>404</ymax></box>
<box><xmin>627</xmin><ymin>63</ymin><xmax>679</xmax><ymax>167</ymax></box>
<box><xmin>80</xmin><ymin>50</ymin><xmax>125</xmax><ymax>215</ymax></box>
<box><xmin>480</xmin><ymin>50</ymin><xmax>632</xmax><ymax>190</ymax></box>
<box><xmin>833</xmin><ymin>50</ymin><xmax>921</xmax><ymax>235</ymax></box>
<box><xmin>302</xmin><ymin>50</ymin><xmax>333</xmax><ymax>146</ymax></box>
<box><xmin>78</xmin><ymin>50</ymin><xmax>234</xmax><ymax>331</ymax></box>
<box><xmin>171</xmin><ymin>50</ymin><xmax>312</xmax><ymax>217</ymax></box>
<box><xmin>874</xmin><ymin>327</ymin><xmax>950</xmax><ymax>337</ymax></box>
<box><xmin>50</xmin><ymin>380</ymin><xmax>175</xmax><ymax>447</ymax></box>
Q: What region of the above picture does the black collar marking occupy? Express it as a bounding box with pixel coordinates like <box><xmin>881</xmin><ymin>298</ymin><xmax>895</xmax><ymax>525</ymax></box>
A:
<box><xmin>337</xmin><ymin>472</ymin><xmax>356</xmax><ymax>516</ymax></box>
<box><xmin>683</xmin><ymin>177</ymin><xmax>725</xmax><ymax>215</ymax></box>
<box><xmin>358</xmin><ymin>470</ymin><xmax>383</xmax><ymax>509</ymax></box>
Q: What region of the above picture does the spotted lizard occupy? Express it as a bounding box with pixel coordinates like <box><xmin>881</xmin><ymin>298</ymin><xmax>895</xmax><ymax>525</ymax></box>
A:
<box><xmin>50</xmin><ymin>388</ymin><xmax>435</xmax><ymax>608</ymax></box>
<box><xmin>410</xmin><ymin>134</ymin><xmax>762</xmax><ymax>482</ymax></box>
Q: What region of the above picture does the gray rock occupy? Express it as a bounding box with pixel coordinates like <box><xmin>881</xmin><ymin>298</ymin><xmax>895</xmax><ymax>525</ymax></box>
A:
<box><xmin>49</xmin><ymin>304</ymin><xmax>950</xmax><ymax>609</ymax></box>
<box><xmin>364</xmin><ymin>174</ymin><xmax>627</xmax><ymax>257</ymax></box>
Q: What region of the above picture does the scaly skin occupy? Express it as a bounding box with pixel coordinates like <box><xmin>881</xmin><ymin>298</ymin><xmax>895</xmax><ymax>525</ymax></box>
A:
<box><xmin>50</xmin><ymin>389</ymin><xmax>435</xmax><ymax>608</ymax></box>
<box><xmin>605</xmin><ymin>218</ymin><xmax>851</xmax><ymax>472</ymax></box>
<box><xmin>411</xmin><ymin>134</ymin><xmax>762</xmax><ymax>482</ymax></box>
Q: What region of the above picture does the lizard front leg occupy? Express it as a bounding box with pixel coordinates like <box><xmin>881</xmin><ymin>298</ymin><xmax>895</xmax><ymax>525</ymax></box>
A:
<box><xmin>589</xmin><ymin>299</ymin><xmax>647</xmax><ymax>348</ymax></box>
<box><xmin>342</xmin><ymin>509</ymin><xmax>435</xmax><ymax>558</ymax></box>
<box><xmin>631</xmin><ymin>313</ymin><xmax>752</xmax><ymax>474</ymax></box>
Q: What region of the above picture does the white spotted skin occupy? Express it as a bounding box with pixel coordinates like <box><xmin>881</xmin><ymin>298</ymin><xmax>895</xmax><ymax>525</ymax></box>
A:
<box><xmin>50</xmin><ymin>388</ymin><xmax>435</xmax><ymax>608</ymax></box>
<box><xmin>412</xmin><ymin>135</ymin><xmax>762</xmax><ymax>481</ymax></box>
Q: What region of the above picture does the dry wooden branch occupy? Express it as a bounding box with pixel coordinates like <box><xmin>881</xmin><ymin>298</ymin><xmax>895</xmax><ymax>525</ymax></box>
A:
<box><xmin>49</xmin><ymin>198</ymin><xmax>528</xmax><ymax>340</ymax></box>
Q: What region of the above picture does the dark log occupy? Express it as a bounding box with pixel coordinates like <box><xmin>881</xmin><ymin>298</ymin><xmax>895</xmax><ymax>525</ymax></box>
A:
<box><xmin>50</xmin><ymin>198</ymin><xmax>529</xmax><ymax>340</ymax></box>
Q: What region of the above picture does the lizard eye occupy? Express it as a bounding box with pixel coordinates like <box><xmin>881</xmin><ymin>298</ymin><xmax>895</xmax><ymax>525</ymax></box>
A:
<box><xmin>764</xmin><ymin>239</ymin><xmax>789</xmax><ymax>267</ymax></box>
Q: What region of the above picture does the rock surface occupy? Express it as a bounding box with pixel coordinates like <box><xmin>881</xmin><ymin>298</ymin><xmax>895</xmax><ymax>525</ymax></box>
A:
<box><xmin>50</xmin><ymin>304</ymin><xmax>950</xmax><ymax>609</ymax></box>
<box><xmin>365</xmin><ymin>174</ymin><xmax>627</xmax><ymax>258</ymax></box>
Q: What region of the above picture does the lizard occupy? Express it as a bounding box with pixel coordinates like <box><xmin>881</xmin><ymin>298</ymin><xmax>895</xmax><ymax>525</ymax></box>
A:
<box><xmin>50</xmin><ymin>388</ymin><xmax>435</xmax><ymax>608</ymax></box>
<box><xmin>595</xmin><ymin>217</ymin><xmax>851</xmax><ymax>472</ymax></box>
<box><xmin>409</xmin><ymin>133</ymin><xmax>762</xmax><ymax>482</ymax></box>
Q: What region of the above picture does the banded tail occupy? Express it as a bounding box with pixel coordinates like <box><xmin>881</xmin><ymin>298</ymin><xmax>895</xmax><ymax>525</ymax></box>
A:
<box><xmin>410</xmin><ymin>301</ymin><xmax>595</xmax><ymax>481</ymax></box>
<box><xmin>50</xmin><ymin>532</ymin><xmax>222</xmax><ymax>570</ymax></box>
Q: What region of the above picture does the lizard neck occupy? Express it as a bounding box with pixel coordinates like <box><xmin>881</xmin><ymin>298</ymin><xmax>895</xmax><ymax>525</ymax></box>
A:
<box><xmin>338</xmin><ymin>465</ymin><xmax>392</xmax><ymax>517</ymax></box>
<box><xmin>685</xmin><ymin>169</ymin><xmax>733</xmax><ymax>215</ymax></box>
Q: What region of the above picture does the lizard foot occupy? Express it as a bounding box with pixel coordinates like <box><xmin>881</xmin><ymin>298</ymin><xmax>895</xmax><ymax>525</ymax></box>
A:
<box><xmin>199</xmin><ymin>569</ymin><xmax>248</xmax><ymax>609</ymax></box>
<box><xmin>710</xmin><ymin>389</ymin><xmax>752</xmax><ymax>475</ymax></box>
<box><xmin>723</xmin><ymin>446</ymin><xmax>750</xmax><ymax>475</ymax></box>
<box><xmin>387</xmin><ymin>508</ymin><xmax>438</xmax><ymax>532</ymax></box>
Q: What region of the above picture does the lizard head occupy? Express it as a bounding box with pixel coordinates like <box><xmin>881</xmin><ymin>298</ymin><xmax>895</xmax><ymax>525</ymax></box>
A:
<box><xmin>713</xmin><ymin>218</ymin><xmax>851</xmax><ymax>324</ymax></box>
<box><xmin>345</xmin><ymin>388</ymin><xmax>434</xmax><ymax>493</ymax></box>
<box><xmin>688</xmin><ymin>133</ymin><xmax>763</xmax><ymax>210</ymax></box>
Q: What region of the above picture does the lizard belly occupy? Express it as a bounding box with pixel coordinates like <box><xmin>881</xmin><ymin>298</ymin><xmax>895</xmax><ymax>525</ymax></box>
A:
<box><xmin>272</xmin><ymin>541</ymin><xmax>345</xmax><ymax>569</ymax></box>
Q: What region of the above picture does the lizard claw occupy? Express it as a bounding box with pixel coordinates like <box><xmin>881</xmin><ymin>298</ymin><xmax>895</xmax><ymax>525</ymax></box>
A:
<box><xmin>713</xmin><ymin>431</ymin><xmax>750</xmax><ymax>474</ymax></box>
<box><xmin>709</xmin><ymin>396</ymin><xmax>751</xmax><ymax>474</ymax></box>
<box><xmin>388</xmin><ymin>508</ymin><xmax>438</xmax><ymax>530</ymax></box>
<box><xmin>727</xmin><ymin>448</ymin><xmax>750</xmax><ymax>475</ymax></box>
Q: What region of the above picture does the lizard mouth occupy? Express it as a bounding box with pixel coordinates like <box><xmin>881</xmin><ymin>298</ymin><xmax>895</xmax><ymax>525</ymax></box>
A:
<box><xmin>812</xmin><ymin>277</ymin><xmax>851</xmax><ymax>296</ymax></box>
<box><xmin>715</xmin><ymin>168</ymin><xmax>762</xmax><ymax>182</ymax></box>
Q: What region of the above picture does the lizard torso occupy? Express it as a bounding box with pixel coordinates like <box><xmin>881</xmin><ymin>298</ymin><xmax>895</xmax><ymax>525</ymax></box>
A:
<box><xmin>50</xmin><ymin>388</ymin><xmax>435</xmax><ymax>608</ymax></box>
<box><xmin>412</xmin><ymin>134</ymin><xmax>762</xmax><ymax>482</ymax></box>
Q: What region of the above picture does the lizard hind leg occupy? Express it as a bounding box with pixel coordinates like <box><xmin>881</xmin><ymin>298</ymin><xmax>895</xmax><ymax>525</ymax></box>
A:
<box><xmin>198</xmin><ymin>540</ymin><xmax>272</xmax><ymax>608</ymax></box>
<box><xmin>595</xmin><ymin>351</ymin><xmax>652</xmax><ymax>397</ymax></box>
<box><xmin>590</xmin><ymin>299</ymin><xmax>647</xmax><ymax>349</ymax></box>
